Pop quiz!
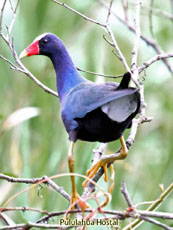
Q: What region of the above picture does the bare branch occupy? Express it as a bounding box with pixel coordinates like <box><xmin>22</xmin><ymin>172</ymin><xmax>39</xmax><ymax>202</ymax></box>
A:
<box><xmin>138</xmin><ymin>53</ymin><xmax>173</xmax><ymax>73</ymax></box>
<box><xmin>122</xmin><ymin>0</ymin><xmax>129</xmax><ymax>22</ymax></box>
<box><xmin>2</xmin><ymin>206</ymin><xmax>173</xmax><ymax>220</ymax></box>
<box><xmin>51</xmin><ymin>0</ymin><xmax>132</xmax><ymax>78</ymax></box>
<box><xmin>42</xmin><ymin>176</ymin><xmax>70</xmax><ymax>201</ymax></box>
<box><xmin>0</xmin><ymin>213</ymin><xmax>15</xmax><ymax>226</ymax></box>
<box><xmin>0</xmin><ymin>2</ymin><xmax>58</xmax><ymax>98</ymax></box>
<box><xmin>103</xmin><ymin>34</ymin><xmax>114</xmax><ymax>46</ymax></box>
<box><xmin>77</xmin><ymin>66</ymin><xmax>123</xmax><ymax>79</ymax></box>
<box><xmin>138</xmin><ymin>216</ymin><xmax>173</xmax><ymax>230</ymax></box>
<box><xmin>82</xmin><ymin>143</ymin><xmax>107</xmax><ymax>199</ymax></box>
<box><xmin>140</xmin><ymin>4</ymin><xmax>173</xmax><ymax>21</ymax></box>
<box><xmin>149</xmin><ymin>0</ymin><xmax>155</xmax><ymax>39</ymax></box>
<box><xmin>123</xmin><ymin>183</ymin><xmax>173</xmax><ymax>230</ymax></box>
<box><xmin>0</xmin><ymin>54</ymin><xmax>19</xmax><ymax>69</ymax></box>
<box><xmin>1</xmin><ymin>206</ymin><xmax>50</xmax><ymax>215</ymax></box>
<box><xmin>106</xmin><ymin>0</ymin><xmax>113</xmax><ymax>24</ymax></box>
<box><xmin>105</xmin><ymin>24</ymin><xmax>131</xmax><ymax>73</ymax></box>
<box><xmin>130</xmin><ymin>0</ymin><xmax>147</xmax><ymax>119</ymax></box>
<box><xmin>0</xmin><ymin>181</ymin><xmax>173</xmax><ymax>229</ymax></box>
<box><xmin>0</xmin><ymin>0</ymin><xmax>7</xmax><ymax>31</ymax></box>
<box><xmin>138</xmin><ymin>210</ymin><xmax>173</xmax><ymax>220</ymax></box>
<box><xmin>8</xmin><ymin>0</ymin><xmax>20</xmax><ymax>35</ymax></box>
<box><xmin>0</xmin><ymin>173</ymin><xmax>70</xmax><ymax>203</ymax></box>
<box><xmin>51</xmin><ymin>0</ymin><xmax>106</xmax><ymax>27</ymax></box>
<box><xmin>131</xmin><ymin>0</ymin><xmax>141</xmax><ymax>77</ymax></box>
<box><xmin>171</xmin><ymin>0</ymin><xmax>173</xmax><ymax>18</ymax></box>
<box><xmin>0</xmin><ymin>34</ymin><xmax>58</xmax><ymax>97</ymax></box>
<box><xmin>121</xmin><ymin>181</ymin><xmax>133</xmax><ymax>208</ymax></box>
<box><xmin>99</xmin><ymin>0</ymin><xmax>173</xmax><ymax>73</ymax></box>
<box><xmin>0</xmin><ymin>222</ymin><xmax>73</xmax><ymax>230</ymax></box>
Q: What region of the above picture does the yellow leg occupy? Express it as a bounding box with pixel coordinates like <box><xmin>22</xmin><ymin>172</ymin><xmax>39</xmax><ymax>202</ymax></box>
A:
<box><xmin>108</xmin><ymin>164</ymin><xmax>115</xmax><ymax>194</ymax></box>
<box><xmin>68</xmin><ymin>142</ymin><xmax>75</xmax><ymax>195</ymax></box>
<box><xmin>68</xmin><ymin>142</ymin><xmax>80</xmax><ymax>209</ymax></box>
<box><xmin>82</xmin><ymin>136</ymin><xmax>128</xmax><ymax>187</ymax></box>
<box><xmin>68</xmin><ymin>141</ymin><xmax>88</xmax><ymax>211</ymax></box>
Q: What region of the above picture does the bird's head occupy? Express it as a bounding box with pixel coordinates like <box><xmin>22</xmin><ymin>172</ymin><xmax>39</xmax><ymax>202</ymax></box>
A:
<box><xmin>19</xmin><ymin>33</ymin><xmax>64</xmax><ymax>59</ymax></box>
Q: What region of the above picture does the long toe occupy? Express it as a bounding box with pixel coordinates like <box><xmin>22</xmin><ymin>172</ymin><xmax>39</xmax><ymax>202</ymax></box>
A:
<box><xmin>69</xmin><ymin>192</ymin><xmax>90</xmax><ymax>212</ymax></box>
<box><xmin>82</xmin><ymin>160</ymin><xmax>109</xmax><ymax>187</ymax></box>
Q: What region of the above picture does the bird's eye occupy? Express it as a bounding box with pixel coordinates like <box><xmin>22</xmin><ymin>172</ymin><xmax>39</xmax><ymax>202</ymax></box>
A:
<box><xmin>41</xmin><ymin>38</ymin><xmax>48</xmax><ymax>45</ymax></box>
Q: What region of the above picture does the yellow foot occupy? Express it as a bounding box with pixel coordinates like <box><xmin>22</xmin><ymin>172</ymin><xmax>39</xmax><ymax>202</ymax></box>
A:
<box><xmin>82</xmin><ymin>140</ymin><xmax>128</xmax><ymax>188</ymax></box>
<box><xmin>82</xmin><ymin>159</ymin><xmax>109</xmax><ymax>187</ymax></box>
<box><xmin>69</xmin><ymin>192</ymin><xmax>90</xmax><ymax>212</ymax></box>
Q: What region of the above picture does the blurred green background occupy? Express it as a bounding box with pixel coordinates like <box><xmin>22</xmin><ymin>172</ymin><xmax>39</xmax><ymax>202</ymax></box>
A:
<box><xmin>0</xmin><ymin>0</ymin><xmax>173</xmax><ymax>229</ymax></box>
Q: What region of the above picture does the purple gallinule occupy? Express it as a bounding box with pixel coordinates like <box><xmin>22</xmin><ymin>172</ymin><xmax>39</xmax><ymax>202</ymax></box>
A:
<box><xmin>20</xmin><ymin>33</ymin><xmax>140</xmax><ymax>209</ymax></box>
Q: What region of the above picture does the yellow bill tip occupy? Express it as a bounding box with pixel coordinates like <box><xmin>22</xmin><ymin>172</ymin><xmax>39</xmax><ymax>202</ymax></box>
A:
<box><xmin>19</xmin><ymin>49</ymin><xmax>28</xmax><ymax>59</ymax></box>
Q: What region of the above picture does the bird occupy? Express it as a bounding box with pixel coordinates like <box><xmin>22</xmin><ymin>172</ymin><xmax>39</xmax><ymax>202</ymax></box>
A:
<box><xmin>19</xmin><ymin>33</ymin><xmax>140</xmax><ymax>209</ymax></box>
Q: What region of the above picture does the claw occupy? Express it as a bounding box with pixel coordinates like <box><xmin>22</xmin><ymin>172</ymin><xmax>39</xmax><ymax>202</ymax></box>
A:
<box><xmin>103</xmin><ymin>163</ymin><xmax>108</xmax><ymax>182</ymax></box>
<box><xmin>108</xmin><ymin>164</ymin><xmax>115</xmax><ymax>194</ymax></box>
<box><xmin>82</xmin><ymin>160</ymin><xmax>108</xmax><ymax>187</ymax></box>
<box><xmin>82</xmin><ymin>136</ymin><xmax>128</xmax><ymax>188</ymax></box>
<box><xmin>82</xmin><ymin>136</ymin><xmax>128</xmax><ymax>191</ymax></box>
<box><xmin>69</xmin><ymin>192</ymin><xmax>91</xmax><ymax>212</ymax></box>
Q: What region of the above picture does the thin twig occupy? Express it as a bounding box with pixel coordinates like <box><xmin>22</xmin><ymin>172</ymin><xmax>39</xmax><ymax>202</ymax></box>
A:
<box><xmin>105</xmin><ymin>24</ymin><xmax>131</xmax><ymax>73</ymax></box>
<box><xmin>0</xmin><ymin>54</ymin><xmax>20</xmax><ymax>69</ymax></box>
<box><xmin>51</xmin><ymin>0</ymin><xmax>106</xmax><ymax>27</ymax></box>
<box><xmin>139</xmin><ymin>4</ymin><xmax>173</xmax><ymax>21</ymax></box>
<box><xmin>138</xmin><ymin>53</ymin><xmax>173</xmax><ymax>73</ymax></box>
<box><xmin>138</xmin><ymin>216</ymin><xmax>173</xmax><ymax>230</ymax></box>
<box><xmin>106</xmin><ymin>0</ymin><xmax>113</xmax><ymax>24</ymax></box>
<box><xmin>1</xmin><ymin>207</ymin><xmax>50</xmax><ymax>215</ymax></box>
<box><xmin>1</xmin><ymin>184</ymin><xmax>173</xmax><ymax>229</ymax></box>
<box><xmin>171</xmin><ymin>0</ymin><xmax>173</xmax><ymax>18</ymax></box>
<box><xmin>0</xmin><ymin>3</ymin><xmax>59</xmax><ymax>98</ymax></box>
<box><xmin>8</xmin><ymin>0</ymin><xmax>20</xmax><ymax>35</ymax></box>
<box><xmin>149</xmin><ymin>0</ymin><xmax>155</xmax><ymax>39</ymax></box>
<box><xmin>0</xmin><ymin>173</ymin><xmax>70</xmax><ymax>202</ymax></box>
<box><xmin>0</xmin><ymin>52</ymin><xmax>59</xmax><ymax>97</ymax></box>
<box><xmin>0</xmin><ymin>173</ymin><xmax>45</xmax><ymax>184</ymax></box>
<box><xmin>0</xmin><ymin>222</ymin><xmax>73</xmax><ymax>230</ymax></box>
<box><xmin>122</xmin><ymin>0</ymin><xmax>129</xmax><ymax>22</ymax></box>
<box><xmin>1</xmin><ymin>197</ymin><xmax>173</xmax><ymax>229</ymax></box>
<box><xmin>171</xmin><ymin>0</ymin><xmax>173</xmax><ymax>30</ymax></box>
<box><xmin>103</xmin><ymin>34</ymin><xmax>123</xmax><ymax>61</ymax></box>
<box><xmin>1</xmin><ymin>37</ymin><xmax>58</xmax><ymax>97</ymax></box>
<box><xmin>82</xmin><ymin>143</ymin><xmax>107</xmax><ymax>199</ymax></box>
<box><xmin>99</xmin><ymin>0</ymin><xmax>173</xmax><ymax>73</ymax></box>
<box><xmin>103</xmin><ymin>34</ymin><xmax>114</xmax><ymax>46</ymax></box>
<box><xmin>137</xmin><ymin>210</ymin><xmax>173</xmax><ymax>220</ymax></box>
<box><xmin>52</xmin><ymin>0</ymin><xmax>131</xmax><ymax>78</ymax></box>
<box><xmin>121</xmin><ymin>181</ymin><xmax>133</xmax><ymax>207</ymax></box>
<box><xmin>2</xmin><ymin>206</ymin><xmax>173</xmax><ymax>220</ymax></box>
<box><xmin>130</xmin><ymin>0</ymin><xmax>147</xmax><ymax>117</ymax></box>
<box><xmin>131</xmin><ymin>0</ymin><xmax>141</xmax><ymax>77</ymax></box>
<box><xmin>0</xmin><ymin>213</ymin><xmax>15</xmax><ymax>226</ymax></box>
<box><xmin>42</xmin><ymin>176</ymin><xmax>70</xmax><ymax>201</ymax></box>
<box><xmin>123</xmin><ymin>183</ymin><xmax>173</xmax><ymax>230</ymax></box>
<box><xmin>76</xmin><ymin>66</ymin><xmax>122</xmax><ymax>79</ymax></box>
<box><xmin>0</xmin><ymin>0</ymin><xmax>7</xmax><ymax>31</ymax></box>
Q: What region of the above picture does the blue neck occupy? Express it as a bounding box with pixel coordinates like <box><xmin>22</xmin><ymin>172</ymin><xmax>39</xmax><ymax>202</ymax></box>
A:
<box><xmin>50</xmin><ymin>47</ymin><xmax>86</xmax><ymax>102</ymax></box>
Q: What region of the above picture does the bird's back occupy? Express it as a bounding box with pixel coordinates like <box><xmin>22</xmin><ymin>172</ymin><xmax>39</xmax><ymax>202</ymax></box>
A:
<box><xmin>61</xmin><ymin>76</ymin><xmax>140</xmax><ymax>142</ymax></box>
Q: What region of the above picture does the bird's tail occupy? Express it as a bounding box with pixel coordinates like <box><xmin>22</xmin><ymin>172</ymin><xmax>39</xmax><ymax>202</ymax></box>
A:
<box><xmin>117</xmin><ymin>72</ymin><xmax>131</xmax><ymax>89</ymax></box>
